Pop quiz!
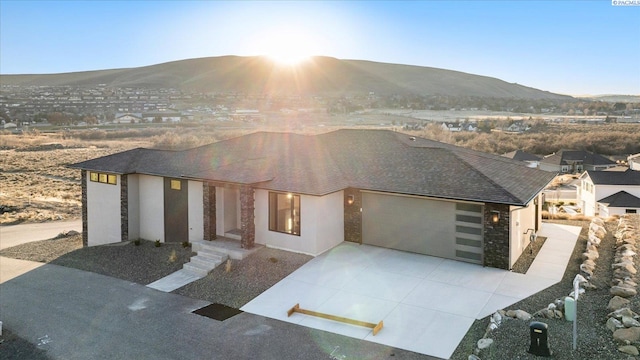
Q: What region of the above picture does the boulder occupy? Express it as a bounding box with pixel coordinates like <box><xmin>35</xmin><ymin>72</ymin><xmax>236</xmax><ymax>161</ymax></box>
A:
<box><xmin>614</xmin><ymin>327</ymin><xmax>640</xmax><ymax>344</ymax></box>
<box><xmin>609</xmin><ymin>308</ymin><xmax>638</xmax><ymax>319</ymax></box>
<box><xmin>582</xmin><ymin>250</ymin><xmax>599</xmax><ymax>261</ymax></box>
<box><xmin>619</xmin><ymin>345</ymin><xmax>639</xmax><ymax>356</ymax></box>
<box><xmin>477</xmin><ymin>338</ymin><xmax>493</xmax><ymax>350</ymax></box>
<box><xmin>611</xmin><ymin>286</ymin><xmax>638</xmax><ymax>298</ymax></box>
<box><xmin>608</xmin><ymin>296</ymin><xmax>631</xmax><ymax>312</ymax></box>
<box><xmin>468</xmin><ymin>354</ymin><xmax>481</xmax><ymax>360</ymax></box>
<box><xmin>491</xmin><ymin>312</ymin><xmax>502</xmax><ymax>326</ymax></box>
<box><xmin>613</xmin><ymin>268</ymin><xmax>635</xmax><ymax>280</ymax></box>
<box><xmin>592</xmin><ymin>217</ymin><xmax>605</xmax><ymax>226</ymax></box>
<box><xmin>622</xmin><ymin>315</ymin><xmax>640</xmax><ymax>328</ymax></box>
<box><xmin>607</xmin><ymin>317</ymin><xmax>624</xmax><ymax>332</ymax></box>
<box><xmin>506</xmin><ymin>309</ymin><xmax>532</xmax><ymax>321</ymax></box>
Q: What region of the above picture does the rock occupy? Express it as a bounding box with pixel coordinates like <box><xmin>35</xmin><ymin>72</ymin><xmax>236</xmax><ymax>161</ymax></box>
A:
<box><xmin>491</xmin><ymin>312</ymin><xmax>502</xmax><ymax>326</ymax></box>
<box><xmin>619</xmin><ymin>345</ymin><xmax>639</xmax><ymax>356</ymax></box>
<box><xmin>487</xmin><ymin>322</ymin><xmax>498</xmax><ymax>332</ymax></box>
<box><xmin>477</xmin><ymin>338</ymin><xmax>493</xmax><ymax>350</ymax></box>
<box><xmin>468</xmin><ymin>354</ymin><xmax>481</xmax><ymax>360</ymax></box>
<box><xmin>623</xmin><ymin>316</ymin><xmax>640</xmax><ymax>328</ymax></box>
<box><xmin>547</xmin><ymin>303</ymin><xmax>556</xmax><ymax>311</ymax></box>
<box><xmin>620</xmin><ymin>249</ymin><xmax>637</xmax><ymax>257</ymax></box>
<box><xmin>579</xmin><ymin>264</ymin><xmax>593</xmax><ymax>277</ymax></box>
<box><xmin>609</xmin><ymin>308</ymin><xmax>638</xmax><ymax>319</ymax></box>
<box><xmin>607</xmin><ymin>317</ymin><xmax>624</xmax><ymax>332</ymax></box>
<box><xmin>613</xmin><ymin>268</ymin><xmax>635</xmax><ymax>279</ymax></box>
<box><xmin>608</xmin><ymin>296</ymin><xmax>631</xmax><ymax>312</ymax></box>
<box><xmin>505</xmin><ymin>309</ymin><xmax>532</xmax><ymax>321</ymax></box>
<box><xmin>554</xmin><ymin>310</ymin><xmax>563</xmax><ymax>319</ymax></box>
<box><xmin>538</xmin><ymin>309</ymin><xmax>555</xmax><ymax>319</ymax></box>
<box><xmin>582</xmin><ymin>250</ymin><xmax>599</xmax><ymax>261</ymax></box>
<box><xmin>592</xmin><ymin>217</ymin><xmax>605</xmax><ymax>226</ymax></box>
<box><xmin>614</xmin><ymin>327</ymin><xmax>640</xmax><ymax>344</ymax></box>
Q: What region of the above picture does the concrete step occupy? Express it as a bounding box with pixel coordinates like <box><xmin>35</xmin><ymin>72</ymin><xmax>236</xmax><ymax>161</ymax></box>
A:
<box><xmin>190</xmin><ymin>254</ymin><xmax>226</xmax><ymax>269</ymax></box>
<box><xmin>192</xmin><ymin>239</ymin><xmax>253</xmax><ymax>260</ymax></box>
<box><xmin>195</xmin><ymin>249</ymin><xmax>228</xmax><ymax>263</ymax></box>
<box><xmin>182</xmin><ymin>262</ymin><xmax>211</xmax><ymax>277</ymax></box>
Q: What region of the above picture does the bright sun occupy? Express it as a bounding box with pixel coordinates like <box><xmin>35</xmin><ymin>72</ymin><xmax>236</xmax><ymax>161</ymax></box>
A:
<box><xmin>256</xmin><ymin>27</ymin><xmax>316</xmax><ymax>66</ymax></box>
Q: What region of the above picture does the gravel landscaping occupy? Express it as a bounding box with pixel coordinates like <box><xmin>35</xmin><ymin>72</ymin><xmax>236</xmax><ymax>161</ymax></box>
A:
<box><xmin>2</xmin><ymin>217</ymin><xmax>639</xmax><ymax>359</ymax></box>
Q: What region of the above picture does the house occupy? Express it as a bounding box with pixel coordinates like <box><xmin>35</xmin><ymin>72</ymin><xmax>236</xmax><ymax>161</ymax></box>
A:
<box><xmin>502</xmin><ymin>150</ymin><xmax>541</xmax><ymax>169</ymax></box>
<box><xmin>114</xmin><ymin>113</ymin><xmax>143</xmax><ymax>124</ymax></box>
<box><xmin>539</xmin><ymin>149</ymin><xmax>617</xmax><ymax>173</ymax></box>
<box><xmin>69</xmin><ymin>129</ymin><xmax>555</xmax><ymax>270</ymax></box>
<box><xmin>629</xmin><ymin>153</ymin><xmax>640</xmax><ymax>171</ymax></box>
<box><xmin>578</xmin><ymin>169</ymin><xmax>640</xmax><ymax>216</ymax></box>
<box><xmin>441</xmin><ymin>122</ymin><xmax>462</xmax><ymax>132</ymax></box>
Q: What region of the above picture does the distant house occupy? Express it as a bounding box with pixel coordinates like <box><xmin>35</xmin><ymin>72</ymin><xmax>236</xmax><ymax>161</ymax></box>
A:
<box><xmin>441</xmin><ymin>122</ymin><xmax>462</xmax><ymax>132</ymax></box>
<box><xmin>505</xmin><ymin>122</ymin><xmax>528</xmax><ymax>133</ymax></box>
<box><xmin>539</xmin><ymin>149</ymin><xmax>617</xmax><ymax>173</ymax></box>
<box><xmin>578</xmin><ymin>169</ymin><xmax>640</xmax><ymax>216</ymax></box>
<box><xmin>114</xmin><ymin>113</ymin><xmax>143</xmax><ymax>124</ymax></box>
<box><xmin>142</xmin><ymin>111</ymin><xmax>182</xmax><ymax>123</ymax></box>
<box><xmin>502</xmin><ymin>150</ymin><xmax>541</xmax><ymax>169</ymax></box>
<box><xmin>629</xmin><ymin>153</ymin><xmax>640</xmax><ymax>171</ymax></box>
<box><xmin>70</xmin><ymin>129</ymin><xmax>555</xmax><ymax>270</ymax></box>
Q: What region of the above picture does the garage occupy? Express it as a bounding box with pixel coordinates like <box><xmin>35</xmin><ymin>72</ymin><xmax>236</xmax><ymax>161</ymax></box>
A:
<box><xmin>361</xmin><ymin>191</ymin><xmax>484</xmax><ymax>264</ymax></box>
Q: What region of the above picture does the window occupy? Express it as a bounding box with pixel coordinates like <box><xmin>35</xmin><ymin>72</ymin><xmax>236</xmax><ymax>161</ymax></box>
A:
<box><xmin>89</xmin><ymin>171</ymin><xmax>117</xmax><ymax>185</ymax></box>
<box><xmin>626</xmin><ymin>209</ymin><xmax>638</xmax><ymax>214</ymax></box>
<box><xmin>269</xmin><ymin>192</ymin><xmax>300</xmax><ymax>235</ymax></box>
<box><xmin>170</xmin><ymin>179</ymin><xmax>181</xmax><ymax>190</ymax></box>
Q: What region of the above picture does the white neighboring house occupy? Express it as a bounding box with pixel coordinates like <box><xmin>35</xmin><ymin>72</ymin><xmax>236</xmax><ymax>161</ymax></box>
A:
<box><xmin>578</xmin><ymin>170</ymin><xmax>640</xmax><ymax>216</ymax></box>
<box><xmin>629</xmin><ymin>153</ymin><xmax>640</xmax><ymax>171</ymax></box>
<box><xmin>114</xmin><ymin>113</ymin><xmax>143</xmax><ymax>124</ymax></box>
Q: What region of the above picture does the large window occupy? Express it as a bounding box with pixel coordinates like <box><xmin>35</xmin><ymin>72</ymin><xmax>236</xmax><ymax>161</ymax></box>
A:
<box><xmin>269</xmin><ymin>192</ymin><xmax>300</xmax><ymax>235</ymax></box>
<box><xmin>89</xmin><ymin>171</ymin><xmax>117</xmax><ymax>185</ymax></box>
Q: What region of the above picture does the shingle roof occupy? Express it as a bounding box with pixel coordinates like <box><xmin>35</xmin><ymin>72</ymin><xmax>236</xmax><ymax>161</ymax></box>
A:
<box><xmin>502</xmin><ymin>150</ymin><xmax>541</xmax><ymax>162</ymax></box>
<box><xmin>587</xmin><ymin>169</ymin><xmax>640</xmax><ymax>185</ymax></box>
<box><xmin>541</xmin><ymin>149</ymin><xmax>615</xmax><ymax>166</ymax></box>
<box><xmin>598</xmin><ymin>191</ymin><xmax>640</xmax><ymax>208</ymax></box>
<box><xmin>70</xmin><ymin>129</ymin><xmax>556</xmax><ymax>205</ymax></box>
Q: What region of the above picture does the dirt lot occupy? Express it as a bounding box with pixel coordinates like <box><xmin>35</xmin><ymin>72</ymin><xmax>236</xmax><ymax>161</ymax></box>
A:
<box><xmin>0</xmin><ymin>134</ymin><xmax>150</xmax><ymax>225</ymax></box>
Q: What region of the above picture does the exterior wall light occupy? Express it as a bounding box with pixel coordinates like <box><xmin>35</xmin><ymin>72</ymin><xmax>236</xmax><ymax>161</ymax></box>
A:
<box><xmin>347</xmin><ymin>195</ymin><xmax>355</xmax><ymax>205</ymax></box>
<box><xmin>491</xmin><ymin>210</ymin><xmax>500</xmax><ymax>224</ymax></box>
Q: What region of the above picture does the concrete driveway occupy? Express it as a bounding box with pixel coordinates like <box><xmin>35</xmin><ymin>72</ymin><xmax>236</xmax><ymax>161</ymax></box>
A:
<box><xmin>242</xmin><ymin>223</ymin><xmax>582</xmax><ymax>359</ymax></box>
<box><xmin>0</xmin><ymin>220</ymin><xmax>82</xmax><ymax>284</ymax></box>
<box><xmin>0</xmin><ymin>263</ymin><xmax>435</xmax><ymax>359</ymax></box>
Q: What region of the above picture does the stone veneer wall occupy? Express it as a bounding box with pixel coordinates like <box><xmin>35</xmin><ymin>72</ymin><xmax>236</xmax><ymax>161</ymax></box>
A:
<box><xmin>240</xmin><ymin>186</ymin><xmax>255</xmax><ymax>248</ymax></box>
<box><xmin>344</xmin><ymin>188</ymin><xmax>362</xmax><ymax>243</ymax></box>
<box><xmin>81</xmin><ymin>170</ymin><xmax>88</xmax><ymax>247</ymax></box>
<box><xmin>203</xmin><ymin>184</ymin><xmax>216</xmax><ymax>240</ymax></box>
<box><xmin>483</xmin><ymin>203</ymin><xmax>510</xmax><ymax>269</ymax></box>
<box><xmin>120</xmin><ymin>174</ymin><xmax>128</xmax><ymax>242</ymax></box>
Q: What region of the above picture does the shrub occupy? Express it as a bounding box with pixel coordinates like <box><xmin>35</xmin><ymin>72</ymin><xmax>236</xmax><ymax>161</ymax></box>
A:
<box><xmin>154</xmin><ymin>240</ymin><xmax>161</xmax><ymax>247</ymax></box>
<box><xmin>133</xmin><ymin>239</ymin><xmax>141</xmax><ymax>246</ymax></box>
<box><xmin>181</xmin><ymin>241</ymin><xmax>191</xmax><ymax>248</ymax></box>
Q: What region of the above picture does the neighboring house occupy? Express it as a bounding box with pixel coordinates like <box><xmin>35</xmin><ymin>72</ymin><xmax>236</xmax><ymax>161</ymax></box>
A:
<box><xmin>505</xmin><ymin>122</ymin><xmax>528</xmax><ymax>133</ymax></box>
<box><xmin>114</xmin><ymin>113</ymin><xmax>143</xmax><ymax>124</ymax></box>
<box><xmin>539</xmin><ymin>149</ymin><xmax>617</xmax><ymax>173</ymax></box>
<box><xmin>441</xmin><ymin>122</ymin><xmax>462</xmax><ymax>132</ymax></box>
<box><xmin>142</xmin><ymin>111</ymin><xmax>182</xmax><ymax>122</ymax></box>
<box><xmin>578</xmin><ymin>169</ymin><xmax>640</xmax><ymax>216</ymax></box>
<box><xmin>70</xmin><ymin>129</ymin><xmax>555</xmax><ymax>270</ymax></box>
<box><xmin>629</xmin><ymin>153</ymin><xmax>640</xmax><ymax>171</ymax></box>
<box><xmin>502</xmin><ymin>150</ymin><xmax>541</xmax><ymax>168</ymax></box>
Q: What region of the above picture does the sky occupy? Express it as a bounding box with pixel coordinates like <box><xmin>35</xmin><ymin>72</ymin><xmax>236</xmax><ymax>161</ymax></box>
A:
<box><xmin>1</xmin><ymin>0</ymin><xmax>639</xmax><ymax>96</ymax></box>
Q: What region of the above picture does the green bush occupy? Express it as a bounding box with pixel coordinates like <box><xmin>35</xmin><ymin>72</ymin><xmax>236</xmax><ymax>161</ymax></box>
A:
<box><xmin>155</xmin><ymin>240</ymin><xmax>161</xmax><ymax>247</ymax></box>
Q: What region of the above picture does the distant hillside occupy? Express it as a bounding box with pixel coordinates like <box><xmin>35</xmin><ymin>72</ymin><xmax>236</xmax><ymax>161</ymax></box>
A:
<box><xmin>0</xmin><ymin>56</ymin><xmax>572</xmax><ymax>99</ymax></box>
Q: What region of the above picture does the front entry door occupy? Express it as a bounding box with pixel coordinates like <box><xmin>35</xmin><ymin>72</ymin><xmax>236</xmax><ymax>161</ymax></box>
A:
<box><xmin>164</xmin><ymin>178</ymin><xmax>188</xmax><ymax>243</ymax></box>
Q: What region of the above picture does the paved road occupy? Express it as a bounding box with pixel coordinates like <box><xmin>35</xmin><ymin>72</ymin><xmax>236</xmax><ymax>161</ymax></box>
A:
<box><xmin>0</xmin><ymin>219</ymin><xmax>82</xmax><ymax>250</ymax></box>
<box><xmin>0</xmin><ymin>264</ymin><xmax>433</xmax><ymax>360</ymax></box>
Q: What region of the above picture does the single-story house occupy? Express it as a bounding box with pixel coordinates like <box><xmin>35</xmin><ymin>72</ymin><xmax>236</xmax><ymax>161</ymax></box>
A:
<box><xmin>539</xmin><ymin>149</ymin><xmax>617</xmax><ymax>173</ymax></box>
<box><xmin>114</xmin><ymin>113</ymin><xmax>143</xmax><ymax>124</ymax></box>
<box><xmin>69</xmin><ymin>129</ymin><xmax>555</xmax><ymax>270</ymax></box>
<box><xmin>629</xmin><ymin>153</ymin><xmax>640</xmax><ymax>171</ymax></box>
<box><xmin>578</xmin><ymin>169</ymin><xmax>640</xmax><ymax>216</ymax></box>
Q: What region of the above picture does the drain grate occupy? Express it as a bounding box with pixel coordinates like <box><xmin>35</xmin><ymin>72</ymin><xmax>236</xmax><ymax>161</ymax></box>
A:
<box><xmin>192</xmin><ymin>303</ymin><xmax>243</xmax><ymax>321</ymax></box>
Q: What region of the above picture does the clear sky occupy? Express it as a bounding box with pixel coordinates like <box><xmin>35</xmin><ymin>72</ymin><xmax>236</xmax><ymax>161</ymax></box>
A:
<box><xmin>1</xmin><ymin>0</ymin><xmax>639</xmax><ymax>96</ymax></box>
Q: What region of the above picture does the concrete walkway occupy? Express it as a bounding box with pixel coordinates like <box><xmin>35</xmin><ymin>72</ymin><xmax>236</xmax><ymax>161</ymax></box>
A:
<box><xmin>0</xmin><ymin>220</ymin><xmax>82</xmax><ymax>284</ymax></box>
<box><xmin>242</xmin><ymin>222</ymin><xmax>582</xmax><ymax>359</ymax></box>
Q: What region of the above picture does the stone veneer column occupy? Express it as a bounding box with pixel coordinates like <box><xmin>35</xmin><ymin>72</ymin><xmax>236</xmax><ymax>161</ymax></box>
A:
<box><xmin>203</xmin><ymin>184</ymin><xmax>217</xmax><ymax>240</ymax></box>
<box><xmin>81</xmin><ymin>170</ymin><xmax>88</xmax><ymax>247</ymax></box>
<box><xmin>483</xmin><ymin>203</ymin><xmax>510</xmax><ymax>269</ymax></box>
<box><xmin>343</xmin><ymin>188</ymin><xmax>362</xmax><ymax>243</ymax></box>
<box><xmin>120</xmin><ymin>174</ymin><xmax>128</xmax><ymax>242</ymax></box>
<box><xmin>239</xmin><ymin>186</ymin><xmax>255</xmax><ymax>249</ymax></box>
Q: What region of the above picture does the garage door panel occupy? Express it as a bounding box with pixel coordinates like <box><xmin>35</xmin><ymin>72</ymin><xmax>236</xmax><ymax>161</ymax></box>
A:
<box><xmin>362</xmin><ymin>193</ymin><xmax>455</xmax><ymax>259</ymax></box>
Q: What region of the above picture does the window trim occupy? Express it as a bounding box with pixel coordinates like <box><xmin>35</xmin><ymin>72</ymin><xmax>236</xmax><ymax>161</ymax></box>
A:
<box><xmin>89</xmin><ymin>171</ymin><xmax>118</xmax><ymax>185</ymax></box>
<box><xmin>268</xmin><ymin>192</ymin><xmax>301</xmax><ymax>236</ymax></box>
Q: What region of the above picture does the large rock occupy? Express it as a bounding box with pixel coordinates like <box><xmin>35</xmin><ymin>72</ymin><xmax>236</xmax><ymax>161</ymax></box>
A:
<box><xmin>622</xmin><ymin>316</ymin><xmax>640</xmax><ymax>328</ymax></box>
<box><xmin>614</xmin><ymin>327</ymin><xmax>640</xmax><ymax>344</ymax></box>
<box><xmin>477</xmin><ymin>338</ymin><xmax>493</xmax><ymax>350</ymax></box>
<box><xmin>608</xmin><ymin>296</ymin><xmax>631</xmax><ymax>312</ymax></box>
<box><xmin>505</xmin><ymin>309</ymin><xmax>532</xmax><ymax>321</ymax></box>
<box><xmin>611</xmin><ymin>286</ymin><xmax>638</xmax><ymax>298</ymax></box>
<box><xmin>582</xmin><ymin>250</ymin><xmax>599</xmax><ymax>261</ymax></box>
<box><xmin>619</xmin><ymin>345</ymin><xmax>639</xmax><ymax>356</ymax></box>
<box><xmin>609</xmin><ymin>307</ymin><xmax>639</xmax><ymax>319</ymax></box>
<box><xmin>607</xmin><ymin>317</ymin><xmax>624</xmax><ymax>332</ymax></box>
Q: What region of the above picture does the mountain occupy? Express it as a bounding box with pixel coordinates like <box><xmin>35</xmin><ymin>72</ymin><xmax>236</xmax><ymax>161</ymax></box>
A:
<box><xmin>579</xmin><ymin>95</ymin><xmax>640</xmax><ymax>103</ymax></box>
<box><xmin>0</xmin><ymin>56</ymin><xmax>572</xmax><ymax>99</ymax></box>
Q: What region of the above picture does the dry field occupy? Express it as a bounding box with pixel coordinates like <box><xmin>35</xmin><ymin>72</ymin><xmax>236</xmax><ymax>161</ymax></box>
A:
<box><xmin>0</xmin><ymin>132</ymin><xmax>151</xmax><ymax>225</ymax></box>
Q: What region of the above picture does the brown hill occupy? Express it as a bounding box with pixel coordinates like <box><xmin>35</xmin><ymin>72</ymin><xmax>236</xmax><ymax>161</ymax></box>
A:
<box><xmin>0</xmin><ymin>55</ymin><xmax>571</xmax><ymax>99</ymax></box>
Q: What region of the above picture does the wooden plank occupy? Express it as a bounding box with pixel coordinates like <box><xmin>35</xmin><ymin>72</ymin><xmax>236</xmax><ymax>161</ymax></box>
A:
<box><xmin>287</xmin><ymin>303</ymin><xmax>384</xmax><ymax>335</ymax></box>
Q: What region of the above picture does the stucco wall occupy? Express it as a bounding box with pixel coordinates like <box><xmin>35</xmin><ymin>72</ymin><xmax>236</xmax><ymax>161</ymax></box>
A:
<box><xmin>509</xmin><ymin>201</ymin><xmax>536</xmax><ymax>268</ymax></box>
<box><xmin>254</xmin><ymin>189</ymin><xmax>344</xmax><ymax>256</ymax></box>
<box><xmin>139</xmin><ymin>175</ymin><xmax>164</xmax><ymax>242</ymax></box>
<box><xmin>87</xmin><ymin>174</ymin><xmax>121</xmax><ymax>246</ymax></box>
<box><xmin>188</xmin><ymin>180</ymin><xmax>204</xmax><ymax>241</ymax></box>
<box><xmin>127</xmin><ymin>174</ymin><xmax>140</xmax><ymax>240</ymax></box>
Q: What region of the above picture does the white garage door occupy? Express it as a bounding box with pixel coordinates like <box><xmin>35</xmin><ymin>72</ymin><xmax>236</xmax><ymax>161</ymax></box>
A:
<box><xmin>361</xmin><ymin>192</ymin><xmax>483</xmax><ymax>264</ymax></box>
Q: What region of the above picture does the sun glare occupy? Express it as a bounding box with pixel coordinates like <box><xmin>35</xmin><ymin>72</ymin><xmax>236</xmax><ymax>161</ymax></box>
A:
<box><xmin>255</xmin><ymin>27</ymin><xmax>316</xmax><ymax>66</ymax></box>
